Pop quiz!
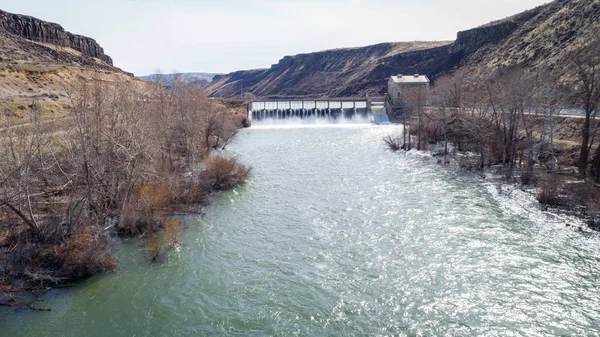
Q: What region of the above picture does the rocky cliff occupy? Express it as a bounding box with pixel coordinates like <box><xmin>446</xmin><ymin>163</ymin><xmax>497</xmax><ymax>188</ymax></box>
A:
<box><xmin>461</xmin><ymin>0</ymin><xmax>600</xmax><ymax>72</ymax></box>
<box><xmin>207</xmin><ymin>0</ymin><xmax>600</xmax><ymax>98</ymax></box>
<box><xmin>0</xmin><ymin>9</ymin><xmax>144</xmax><ymax>105</ymax></box>
<box><xmin>0</xmin><ymin>9</ymin><xmax>113</xmax><ymax>64</ymax></box>
<box><xmin>209</xmin><ymin>42</ymin><xmax>452</xmax><ymax>98</ymax></box>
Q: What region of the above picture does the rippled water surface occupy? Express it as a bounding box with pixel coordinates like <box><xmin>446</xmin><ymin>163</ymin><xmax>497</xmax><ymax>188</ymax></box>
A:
<box><xmin>3</xmin><ymin>124</ymin><xmax>600</xmax><ymax>336</ymax></box>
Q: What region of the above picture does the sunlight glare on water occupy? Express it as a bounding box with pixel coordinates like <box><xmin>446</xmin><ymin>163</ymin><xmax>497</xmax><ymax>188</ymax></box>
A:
<box><xmin>3</xmin><ymin>123</ymin><xmax>600</xmax><ymax>336</ymax></box>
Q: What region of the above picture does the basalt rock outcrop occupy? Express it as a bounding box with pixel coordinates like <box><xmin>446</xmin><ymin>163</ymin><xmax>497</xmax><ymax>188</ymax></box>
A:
<box><xmin>0</xmin><ymin>9</ymin><xmax>113</xmax><ymax>64</ymax></box>
<box><xmin>209</xmin><ymin>42</ymin><xmax>452</xmax><ymax>98</ymax></box>
<box><xmin>208</xmin><ymin>0</ymin><xmax>600</xmax><ymax>98</ymax></box>
<box><xmin>0</xmin><ymin>9</ymin><xmax>144</xmax><ymax>103</ymax></box>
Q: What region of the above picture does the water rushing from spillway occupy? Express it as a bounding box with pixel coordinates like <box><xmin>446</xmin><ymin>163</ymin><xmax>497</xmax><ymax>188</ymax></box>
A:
<box><xmin>250</xmin><ymin>111</ymin><xmax>375</xmax><ymax>126</ymax></box>
<box><xmin>3</xmin><ymin>124</ymin><xmax>600</xmax><ymax>336</ymax></box>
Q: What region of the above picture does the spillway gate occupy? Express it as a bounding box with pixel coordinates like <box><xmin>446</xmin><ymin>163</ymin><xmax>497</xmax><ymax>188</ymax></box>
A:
<box><xmin>248</xmin><ymin>97</ymin><xmax>386</xmax><ymax>121</ymax></box>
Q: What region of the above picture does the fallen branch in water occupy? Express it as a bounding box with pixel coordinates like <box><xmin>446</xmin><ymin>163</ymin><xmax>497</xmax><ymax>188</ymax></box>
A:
<box><xmin>27</xmin><ymin>304</ymin><xmax>51</xmax><ymax>312</ymax></box>
<box><xmin>1</xmin><ymin>293</ymin><xmax>53</xmax><ymax>311</ymax></box>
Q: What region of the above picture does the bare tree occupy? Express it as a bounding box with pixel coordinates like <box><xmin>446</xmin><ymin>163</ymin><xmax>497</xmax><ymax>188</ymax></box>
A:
<box><xmin>571</xmin><ymin>34</ymin><xmax>600</xmax><ymax>178</ymax></box>
<box><xmin>432</xmin><ymin>72</ymin><xmax>467</xmax><ymax>164</ymax></box>
<box><xmin>403</xmin><ymin>86</ymin><xmax>428</xmax><ymax>150</ymax></box>
<box><xmin>535</xmin><ymin>71</ymin><xmax>565</xmax><ymax>183</ymax></box>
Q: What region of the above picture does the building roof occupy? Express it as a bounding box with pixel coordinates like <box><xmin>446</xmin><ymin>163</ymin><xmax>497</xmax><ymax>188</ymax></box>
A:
<box><xmin>390</xmin><ymin>74</ymin><xmax>430</xmax><ymax>84</ymax></box>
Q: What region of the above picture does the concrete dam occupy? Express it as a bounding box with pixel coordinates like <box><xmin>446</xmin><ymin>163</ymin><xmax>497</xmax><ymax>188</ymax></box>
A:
<box><xmin>248</xmin><ymin>97</ymin><xmax>389</xmax><ymax>124</ymax></box>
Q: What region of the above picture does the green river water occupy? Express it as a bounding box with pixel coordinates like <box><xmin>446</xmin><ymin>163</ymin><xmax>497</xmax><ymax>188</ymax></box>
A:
<box><xmin>2</xmin><ymin>123</ymin><xmax>600</xmax><ymax>336</ymax></box>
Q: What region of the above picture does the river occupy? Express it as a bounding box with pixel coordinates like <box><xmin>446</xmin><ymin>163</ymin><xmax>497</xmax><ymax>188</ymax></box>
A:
<box><xmin>3</xmin><ymin>123</ymin><xmax>600</xmax><ymax>336</ymax></box>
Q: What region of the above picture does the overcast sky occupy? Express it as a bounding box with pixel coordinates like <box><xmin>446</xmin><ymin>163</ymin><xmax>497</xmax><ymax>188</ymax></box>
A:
<box><xmin>2</xmin><ymin>0</ymin><xmax>550</xmax><ymax>76</ymax></box>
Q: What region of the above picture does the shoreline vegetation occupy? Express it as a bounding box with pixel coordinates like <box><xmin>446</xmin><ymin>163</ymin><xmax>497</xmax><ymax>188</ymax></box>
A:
<box><xmin>383</xmin><ymin>41</ymin><xmax>600</xmax><ymax>229</ymax></box>
<box><xmin>0</xmin><ymin>77</ymin><xmax>251</xmax><ymax>309</ymax></box>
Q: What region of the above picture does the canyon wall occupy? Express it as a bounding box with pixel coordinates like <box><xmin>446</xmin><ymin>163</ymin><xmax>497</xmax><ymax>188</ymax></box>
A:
<box><xmin>0</xmin><ymin>9</ymin><xmax>113</xmax><ymax>64</ymax></box>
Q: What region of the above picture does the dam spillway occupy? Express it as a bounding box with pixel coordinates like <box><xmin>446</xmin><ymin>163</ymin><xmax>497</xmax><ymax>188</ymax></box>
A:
<box><xmin>248</xmin><ymin>98</ymin><xmax>388</xmax><ymax>123</ymax></box>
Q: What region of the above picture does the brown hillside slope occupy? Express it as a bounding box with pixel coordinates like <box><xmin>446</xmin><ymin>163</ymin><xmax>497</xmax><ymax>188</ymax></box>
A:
<box><xmin>207</xmin><ymin>0</ymin><xmax>600</xmax><ymax>98</ymax></box>
<box><xmin>208</xmin><ymin>41</ymin><xmax>451</xmax><ymax>98</ymax></box>
<box><xmin>460</xmin><ymin>0</ymin><xmax>600</xmax><ymax>74</ymax></box>
<box><xmin>0</xmin><ymin>9</ymin><xmax>149</xmax><ymax>110</ymax></box>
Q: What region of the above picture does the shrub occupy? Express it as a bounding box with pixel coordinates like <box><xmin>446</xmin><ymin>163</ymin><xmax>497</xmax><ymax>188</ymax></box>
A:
<box><xmin>232</xmin><ymin>113</ymin><xmax>250</xmax><ymax>128</ymax></box>
<box><xmin>200</xmin><ymin>156</ymin><xmax>251</xmax><ymax>191</ymax></box>
<box><xmin>163</xmin><ymin>218</ymin><xmax>184</xmax><ymax>246</ymax></box>
<box><xmin>145</xmin><ymin>219</ymin><xmax>183</xmax><ymax>263</ymax></box>
<box><xmin>521</xmin><ymin>171</ymin><xmax>537</xmax><ymax>186</ymax></box>
<box><xmin>588</xmin><ymin>215</ymin><xmax>600</xmax><ymax>231</ymax></box>
<box><xmin>117</xmin><ymin>201</ymin><xmax>161</xmax><ymax>236</ymax></box>
<box><xmin>565</xmin><ymin>180</ymin><xmax>600</xmax><ymax>209</ymax></box>
<box><xmin>146</xmin><ymin>233</ymin><xmax>164</xmax><ymax>263</ymax></box>
<box><xmin>383</xmin><ymin>134</ymin><xmax>402</xmax><ymax>152</ymax></box>
<box><xmin>591</xmin><ymin>146</ymin><xmax>600</xmax><ymax>183</ymax></box>
<box><xmin>55</xmin><ymin>225</ymin><xmax>116</xmax><ymax>281</ymax></box>
<box><xmin>420</xmin><ymin>120</ymin><xmax>443</xmax><ymax>143</ymax></box>
<box><xmin>176</xmin><ymin>184</ymin><xmax>212</xmax><ymax>207</ymax></box>
<box><xmin>137</xmin><ymin>183</ymin><xmax>173</xmax><ymax>213</ymax></box>
<box><xmin>116</xmin><ymin>182</ymin><xmax>174</xmax><ymax>236</ymax></box>
<box><xmin>3</xmin><ymin>222</ymin><xmax>116</xmax><ymax>286</ymax></box>
<box><xmin>537</xmin><ymin>181</ymin><xmax>561</xmax><ymax>206</ymax></box>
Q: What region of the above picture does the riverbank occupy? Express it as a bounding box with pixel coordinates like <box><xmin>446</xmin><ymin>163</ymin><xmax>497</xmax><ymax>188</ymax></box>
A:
<box><xmin>0</xmin><ymin>80</ymin><xmax>251</xmax><ymax>309</ymax></box>
<box><xmin>0</xmin><ymin>154</ymin><xmax>251</xmax><ymax>310</ymax></box>
<box><xmin>383</xmin><ymin>117</ymin><xmax>600</xmax><ymax>231</ymax></box>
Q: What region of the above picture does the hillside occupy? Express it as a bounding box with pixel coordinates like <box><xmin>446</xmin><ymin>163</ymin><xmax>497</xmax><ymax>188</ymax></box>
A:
<box><xmin>208</xmin><ymin>41</ymin><xmax>451</xmax><ymax>98</ymax></box>
<box><xmin>207</xmin><ymin>0</ymin><xmax>600</xmax><ymax>98</ymax></box>
<box><xmin>0</xmin><ymin>9</ymin><xmax>148</xmax><ymax>111</ymax></box>
<box><xmin>459</xmin><ymin>0</ymin><xmax>600</xmax><ymax>73</ymax></box>
<box><xmin>138</xmin><ymin>72</ymin><xmax>220</xmax><ymax>87</ymax></box>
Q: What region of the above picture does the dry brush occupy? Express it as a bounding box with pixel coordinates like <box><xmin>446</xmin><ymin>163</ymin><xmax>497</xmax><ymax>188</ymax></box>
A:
<box><xmin>0</xmin><ymin>76</ymin><xmax>251</xmax><ymax>290</ymax></box>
